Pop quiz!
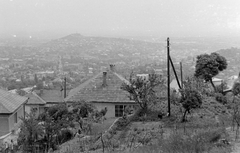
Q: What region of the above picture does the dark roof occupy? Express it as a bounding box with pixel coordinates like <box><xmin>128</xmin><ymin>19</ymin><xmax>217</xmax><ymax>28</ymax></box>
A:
<box><xmin>65</xmin><ymin>70</ymin><xmax>134</xmax><ymax>103</ymax></box>
<box><xmin>36</xmin><ymin>89</ymin><xmax>67</xmax><ymax>103</ymax></box>
<box><xmin>25</xmin><ymin>92</ymin><xmax>46</xmax><ymax>105</ymax></box>
<box><xmin>0</xmin><ymin>89</ymin><xmax>28</xmax><ymax>114</ymax></box>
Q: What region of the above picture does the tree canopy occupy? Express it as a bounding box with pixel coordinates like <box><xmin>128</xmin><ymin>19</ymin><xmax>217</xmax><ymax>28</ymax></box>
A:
<box><xmin>179</xmin><ymin>77</ymin><xmax>203</xmax><ymax>122</ymax></box>
<box><xmin>194</xmin><ymin>52</ymin><xmax>227</xmax><ymax>91</ymax></box>
<box><xmin>121</xmin><ymin>72</ymin><xmax>165</xmax><ymax>115</ymax></box>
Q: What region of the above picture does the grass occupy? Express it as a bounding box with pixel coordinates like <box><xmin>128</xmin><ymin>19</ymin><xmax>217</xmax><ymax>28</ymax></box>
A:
<box><xmin>53</xmin><ymin>117</ymin><xmax>117</xmax><ymax>153</ymax></box>
<box><xmin>54</xmin><ymin>96</ymin><xmax>234</xmax><ymax>153</ymax></box>
<box><xmin>115</xmin><ymin>126</ymin><xmax>231</xmax><ymax>153</ymax></box>
<box><xmin>91</xmin><ymin>117</ymin><xmax>117</xmax><ymax>135</ymax></box>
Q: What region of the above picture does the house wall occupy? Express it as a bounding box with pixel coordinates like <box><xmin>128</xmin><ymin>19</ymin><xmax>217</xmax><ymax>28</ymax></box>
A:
<box><xmin>92</xmin><ymin>102</ymin><xmax>138</xmax><ymax>118</ymax></box>
<box><xmin>25</xmin><ymin>105</ymin><xmax>45</xmax><ymax>117</ymax></box>
<box><xmin>0</xmin><ymin>116</ymin><xmax>9</xmax><ymax>137</ymax></box>
<box><xmin>93</xmin><ymin>103</ymin><xmax>115</xmax><ymax>118</ymax></box>
<box><xmin>8</xmin><ymin>105</ymin><xmax>24</xmax><ymax>133</ymax></box>
<box><xmin>213</xmin><ymin>81</ymin><xmax>222</xmax><ymax>86</ymax></box>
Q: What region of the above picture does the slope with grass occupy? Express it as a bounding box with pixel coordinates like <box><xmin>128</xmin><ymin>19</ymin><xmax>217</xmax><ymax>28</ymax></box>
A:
<box><xmin>53</xmin><ymin>96</ymin><xmax>234</xmax><ymax>153</ymax></box>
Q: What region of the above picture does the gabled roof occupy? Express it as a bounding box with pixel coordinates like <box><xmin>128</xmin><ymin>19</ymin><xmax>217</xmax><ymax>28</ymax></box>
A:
<box><xmin>25</xmin><ymin>92</ymin><xmax>46</xmax><ymax>105</ymax></box>
<box><xmin>65</xmin><ymin>70</ymin><xmax>133</xmax><ymax>103</ymax></box>
<box><xmin>212</xmin><ymin>77</ymin><xmax>222</xmax><ymax>82</ymax></box>
<box><xmin>36</xmin><ymin>89</ymin><xmax>67</xmax><ymax>103</ymax></box>
<box><xmin>0</xmin><ymin>89</ymin><xmax>28</xmax><ymax>114</ymax></box>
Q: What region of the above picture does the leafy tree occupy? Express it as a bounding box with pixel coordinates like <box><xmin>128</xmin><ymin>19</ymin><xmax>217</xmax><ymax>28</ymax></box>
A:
<box><xmin>72</xmin><ymin>101</ymin><xmax>95</xmax><ymax>129</ymax></box>
<box><xmin>16</xmin><ymin>89</ymin><xmax>27</xmax><ymax>96</ymax></box>
<box><xmin>35</xmin><ymin>82</ymin><xmax>43</xmax><ymax>90</ymax></box>
<box><xmin>38</xmin><ymin>104</ymin><xmax>75</xmax><ymax>150</ymax></box>
<box><xmin>18</xmin><ymin>113</ymin><xmax>44</xmax><ymax>152</ymax></box>
<box><xmin>232</xmin><ymin>82</ymin><xmax>240</xmax><ymax>97</ymax></box>
<box><xmin>121</xmin><ymin>72</ymin><xmax>164</xmax><ymax>116</ymax></box>
<box><xmin>7</xmin><ymin>84</ymin><xmax>17</xmax><ymax>90</ymax></box>
<box><xmin>179</xmin><ymin>78</ymin><xmax>203</xmax><ymax>122</ymax></box>
<box><xmin>34</xmin><ymin>74</ymin><xmax>38</xmax><ymax>84</ymax></box>
<box><xmin>231</xmin><ymin>80</ymin><xmax>240</xmax><ymax>134</ymax></box>
<box><xmin>195</xmin><ymin>52</ymin><xmax>227</xmax><ymax>91</ymax></box>
<box><xmin>215</xmin><ymin>81</ymin><xmax>228</xmax><ymax>93</ymax></box>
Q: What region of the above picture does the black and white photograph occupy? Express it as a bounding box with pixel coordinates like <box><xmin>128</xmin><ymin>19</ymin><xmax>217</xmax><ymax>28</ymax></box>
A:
<box><xmin>0</xmin><ymin>0</ymin><xmax>240</xmax><ymax>152</ymax></box>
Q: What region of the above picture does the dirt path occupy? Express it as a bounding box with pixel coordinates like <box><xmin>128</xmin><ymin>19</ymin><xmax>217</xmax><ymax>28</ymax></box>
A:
<box><xmin>226</xmin><ymin>127</ymin><xmax>240</xmax><ymax>153</ymax></box>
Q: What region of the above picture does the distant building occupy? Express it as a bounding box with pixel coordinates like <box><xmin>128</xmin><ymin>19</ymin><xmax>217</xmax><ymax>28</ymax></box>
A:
<box><xmin>35</xmin><ymin>89</ymin><xmax>67</xmax><ymax>106</ymax></box>
<box><xmin>136</xmin><ymin>74</ymin><xmax>149</xmax><ymax>80</ymax></box>
<box><xmin>212</xmin><ymin>77</ymin><xmax>223</xmax><ymax>86</ymax></box>
<box><xmin>170</xmin><ymin>79</ymin><xmax>182</xmax><ymax>91</ymax></box>
<box><xmin>223</xmin><ymin>73</ymin><xmax>240</xmax><ymax>94</ymax></box>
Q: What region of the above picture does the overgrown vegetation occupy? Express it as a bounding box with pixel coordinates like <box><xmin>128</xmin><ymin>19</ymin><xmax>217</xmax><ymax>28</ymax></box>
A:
<box><xmin>121</xmin><ymin>72</ymin><xmax>165</xmax><ymax>116</ymax></box>
<box><xmin>195</xmin><ymin>52</ymin><xmax>227</xmax><ymax>91</ymax></box>
<box><xmin>17</xmin><ymin>101</ymin><xmax>106</xmax><ymax>152</ymax></box>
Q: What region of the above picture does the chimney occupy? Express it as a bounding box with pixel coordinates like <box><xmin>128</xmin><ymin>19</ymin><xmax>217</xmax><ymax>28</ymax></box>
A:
<box><xmin>40</xmin><ymin>89</ymin><xmax>43</xmax><ymax>96</ymax></box>
<box><xmin>102</xmin><ymin>71</ymin><xmax>107</xmax><ymax>87</ymax></box>
<box><xmin>110</xmin><ymin>64</ymin><xmax>115</xmax><ymax>72</ymax></box>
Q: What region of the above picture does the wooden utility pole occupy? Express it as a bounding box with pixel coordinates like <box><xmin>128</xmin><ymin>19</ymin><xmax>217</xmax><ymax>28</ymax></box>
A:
<box><xmin>167</xmin><ymin>38</ymin><xmax>171</xmax><ymax>116</ymax></box>
<box><xmin>180</xmin><ymin>62</ymin><xmax>183</xmax><ymax>88</ymax></box>
<box><xmin>169</xmin><ymin>56</ymin><xmax>182</xmax><ymax>89</ymax></box>
<box><xmin>64</xmin><ymin>77</ymin><xmax>67</xmax><ymax>98</ymax></box>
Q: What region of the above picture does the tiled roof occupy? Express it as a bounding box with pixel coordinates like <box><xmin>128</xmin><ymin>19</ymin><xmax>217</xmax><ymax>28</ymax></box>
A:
<box><xmin>25</xmin><ymin>92</ymin><xmax>46</xmax><ymax>105</ymax></box>
<box><xmin>0</xmin><ymin>89</ymin><xmax>28</xmax><ymax>114</ymax></box>
<box><xmin>65</xmin><ymin>70</ymin><xmax>134</xmax><ymax>103</ymax></box>
<box><xmin>36</xmin><ymin>89</ymin><xmax>67</xmax><ymax>103</ymax></box>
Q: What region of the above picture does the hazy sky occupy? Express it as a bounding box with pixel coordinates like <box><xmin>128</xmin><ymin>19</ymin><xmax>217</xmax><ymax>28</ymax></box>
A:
<box><xmin>1</xmin><ymin>0</ymin><xmax>240</xmax><ymax>38</ymax></box>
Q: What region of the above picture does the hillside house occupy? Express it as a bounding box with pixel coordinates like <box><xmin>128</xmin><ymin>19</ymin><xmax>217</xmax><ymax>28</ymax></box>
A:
<box><xmin>212</xmin><ymin>77</ymin><xmax>223</xmax><ymax>86</ymax></box>
<box><xmin>35</xmin><ymin>89</ymin><xmax>67</xmax><ymax>107</ymax></box>
<box><xmin>0</xmin><ymin>89</ymin><xmax>28</xmax><ymax>137</ymax></box>
<box><xmin>25</xmin><ymin>92</ymin><xmax>46</xmax><ymax>117</ymax></box>
<box><xmin>65</xmin><ymin>65</ymin><xmax>138</xmax><ymax>118</ymax></box>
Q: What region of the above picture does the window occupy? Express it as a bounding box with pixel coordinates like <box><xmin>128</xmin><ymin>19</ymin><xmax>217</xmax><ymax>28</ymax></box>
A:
<box><xmin>115</xmin><ymin>105</ymin><xmax>126</xmax><ymax>117</ymax></box>
<box><xmin>14</xmin><ymin>113</ymin><xmax>17</xmax><ymax>123</ymax></box>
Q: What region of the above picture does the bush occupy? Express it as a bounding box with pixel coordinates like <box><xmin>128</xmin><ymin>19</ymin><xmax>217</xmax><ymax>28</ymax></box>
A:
<box><xmin>128</xmin><ymin>108</ymin><xmax>166</xmax><ymax>122</ymax></box>
<box><xmin>125</xmin><ymin>128</ymin><xmax>230</xmax><ymax>153</ymax></box>
<box><xmin>57</xmin><ymin>129</ymin><xmax>73</xmax><ymax>144</ymax></box>
<box><xmin>115</xmin><ymin>118</ymin><xmax>130</xmax><ymax>131</ymax></box>
<box><xmin>215</xmin><ymin>93</ymin><xmax>228</xmax><ymax>104</ymax></box>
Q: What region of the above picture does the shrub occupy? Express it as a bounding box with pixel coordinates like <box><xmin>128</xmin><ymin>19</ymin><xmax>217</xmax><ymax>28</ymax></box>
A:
<box><xmin>57</xmin><ymin>129</ymin><xmax>73</xmax><ymax>144</ymax></box>
<box><xmin>122</xmin><ymin>127</ymin><xmax>230</xmax><ymax>153</ymax></box>
<box><xmin>115</xmin><ymin>118</ymin><xmax>130</xmax><ymax>131</ymax></box>
<box><xmin>128</xmin><ymin>108</ymin><xmax>166</xmax><ymax>122</ymax></box>
<box><xmin>215</xmin><ymin>93</ymin><xmax>228</xmax><ymax>104</ymax></box>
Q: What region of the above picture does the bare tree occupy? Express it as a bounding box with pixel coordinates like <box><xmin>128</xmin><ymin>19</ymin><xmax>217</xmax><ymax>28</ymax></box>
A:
<box><xmin>121</xmin><ymin>72</ymin><xmax>165</xmax><ymax>116</ymax></box>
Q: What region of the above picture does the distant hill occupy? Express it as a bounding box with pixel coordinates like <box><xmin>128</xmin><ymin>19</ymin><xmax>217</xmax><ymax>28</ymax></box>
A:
<box><xmin>39</xmin><ymin>33</ymin><xmax>164</xmax><ymax>62</ymax></box>
<box><xmin>216</xmin><ymin>47</ymin><xmax>240</xmax><ymax>66</ymax></box>
<box><xmin>217</xmin><ymin>47</ymin><xmax>240</xmax><ymax>59</ymax></box>
<box><xmin>216</xmin><ymin>47</ymin><xmax>240</xmax><ymax>78</ymax></box>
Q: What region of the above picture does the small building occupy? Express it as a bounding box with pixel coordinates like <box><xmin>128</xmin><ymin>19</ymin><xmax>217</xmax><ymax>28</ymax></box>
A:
<box><xmin>25</xmin><ymin>92</ymin><xmax>46</xmax><ymax>117</ymax></box>
<box><xmin>0</xmin><ymin>89</ymin><xmax>28</xmax><ymax>137</ymax></box>
<box><xmin>35</xmin><ymin>89</ymin><xmax>66</xmax><ymax>107</ymax></box>
<box><xmin>65</xmin><ymin>65</ymin><xmax>138</xmax><ymax>118</ymax></box>
<box><xmin>170</xmin><ymin>79</ymin><xmax>182</xmax><ymax>92</ymax></box>
<box><xmin>212</xmin><ymin>77</ymin><xmax>223</xmax><ymax>86</ymax></box>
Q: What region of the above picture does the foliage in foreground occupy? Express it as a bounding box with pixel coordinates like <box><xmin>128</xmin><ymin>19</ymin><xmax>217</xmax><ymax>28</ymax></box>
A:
<box><xmin>118</xmin><ymin>128</ymin><xmax>231</xmax><ymax>153</ymax></box>
<box><xmin>179</xmin><ymin>77</ymin><xmax>203</xmax><ymax>122</ymax></box>
<box><xmin>18</xmin><ymin>113</ymin><xmax>44</xmax><ymax>152</ymax></box>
